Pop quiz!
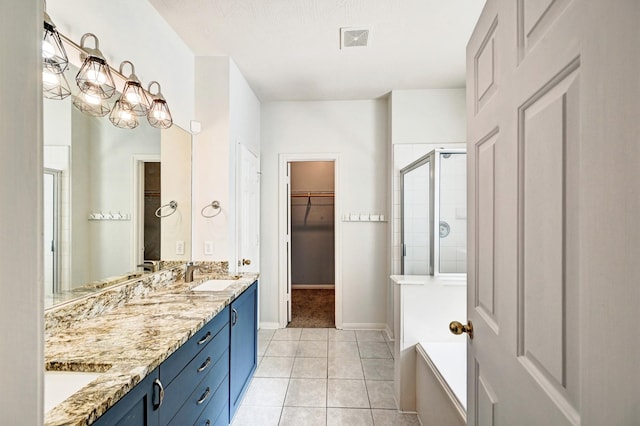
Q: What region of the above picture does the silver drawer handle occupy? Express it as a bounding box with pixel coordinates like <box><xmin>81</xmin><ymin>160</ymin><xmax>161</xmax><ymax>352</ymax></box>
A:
<box><xmin>232</xmin><ymin>308</ymin><xmax>239</xmax><ymax>326</ymax></box>
<box><xmin>153</xmin><ymin>378</ymin><xmax>164</xmax><ymax>409</ymax></box>
<box><xmin>197</xmin><ymin>357</ymin><xmax>212</xmax><ymax>373</ymax></box>
<box><xmin>197</xmin><ymin>331</ymin><xmax>212</xmax><ymax>345</ymax></box>
<box><xmin>197</xmin><ymin>387</ymin><xmax>211</xmax><ymax>405</ymax></box>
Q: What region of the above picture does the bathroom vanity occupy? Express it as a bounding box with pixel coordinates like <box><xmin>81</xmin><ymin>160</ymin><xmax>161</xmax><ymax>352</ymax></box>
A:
<box><xmin>44</xmin><ymin>272</ymin><xmax>258</xmax><ymax>426</ymax></box>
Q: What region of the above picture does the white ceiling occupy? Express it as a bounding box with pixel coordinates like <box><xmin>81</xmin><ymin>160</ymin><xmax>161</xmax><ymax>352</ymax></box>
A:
<box><xmin>147</xmin><ymin>0</ymin><xmax>485</xmax><ymax>101</ymax></box>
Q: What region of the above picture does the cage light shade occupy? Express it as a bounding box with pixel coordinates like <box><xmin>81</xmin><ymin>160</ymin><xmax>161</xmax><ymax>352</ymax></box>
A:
<box><xmin>43</xmin><ymin>66</ymin><xmax>71</xmax><ymax>100</ymax></box>
<box><xmin>118</xmin><ymin>61</ymin><xmax>151</xmax><ymax>116</ymax></box>
<box><xmin>43</xmin><ymin>12</ymin><xmax>68</xmax><ymax>73</ymax></box>
<box><xmin>75</xmin><ymin>34</ymin><xmax>115</xmax><ymax>99</ymax></box>
<box><xmin>72</xmin><ymin>88</ymin><xmax>110</xmax><ymax>117</ymax></box>
<box><xmin>147</xmin><ymin>81</ymin><xmax>173</xmax><ymax>129</ymax></box>
<box><xmin>109</xmin><ymin>100</ymin><xmax>139</xmax><ymax>129</ymax></box>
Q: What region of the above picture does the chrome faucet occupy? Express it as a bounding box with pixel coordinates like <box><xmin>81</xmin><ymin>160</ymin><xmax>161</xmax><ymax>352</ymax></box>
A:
<box><xmin>185</xmin><ymin>261</ymin><xmax>202</xmax><ymax>283</ymax></box>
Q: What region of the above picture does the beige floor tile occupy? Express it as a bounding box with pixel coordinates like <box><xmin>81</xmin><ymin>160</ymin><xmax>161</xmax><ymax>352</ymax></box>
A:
<box><xmin>371</xmin><ymin>409</ymin><xmax>420</xmax><ymax>425</ymax></box>
<box><xmin>358</xmin><ymin>342</ymin><xmax>392</xmax><ymax>359</ymax></box>
<box><xmin>328</xmin><ymin>341</ymin><xmax>360</xmax><ymax>359</ymax></box>
<box><xmin>297</xmin><ymin>340</ymin><xmax>328</xmax><ymax>357</ymax></box>
<box><xmin>328</xmin><ymin>357</ymin><xmax>364</xmax><ymax>379</ymax></box>
<box><xmin>255</xmin><ymin>357</ymin><xmax>295</xmax><ymax>378</ymax></box>
<box><xmin>327</xmin><ymin>408</ymin><xmax>374</xmax><ymax>426</ymax></box>
<box><xmin>327</xmin><ymin>379</ymin><xmax>370</xmax><ymax>408</ymax></box>
<box><xmin>259</xmin><ymin>328</ymin><xmax>276</xmax><ymax>341</ymax></box>
<box><xmin>328</xmin><ymin>329</ymin><xmax>357</xmax><ymax>342</ymax></box>
<box><xmin>231</xmin><ymin>405</ymin><xmax>282</xmax><ymax>426</ymax></box>
<box><xmin>273</xmin><ymin>328</ymin><xmax>302</xmax><ymax>341</ymax></box>
<box><xmin>366</xmin><ymin>380</ymin><xmax>396</xmax><ymax>409</ymax></box>
<box><xmin>284</xmin><ymin>378</ymin><xmax>327</xmax><ymax>407</ymax></box>
<box><xmin>361</xmin><ymin>359</ymin><xmax>394</xmax><ymax>381</ymax></box>
<box><xmin>258</xmin><ymin>336</ymin><xmax>270</xmax><ymax>357</ymax></box>
<box><xmin>241</xmin><ymin>377</ymin><xmax>289</xmax><ymax>407</ymax></box>
<box><xmin>356</xmin><ymin>330</ymin><xmax>385</xmax><ymax>342</ymax></box>
<box><xmin>291</xmin><ymin>357</ymin><xmax>328</xmax><ymax>378</ymax></box>
<box><xmin>300</xmin><ymin>328</ymin><xmax>330</xmax><ymax>341</ymax></box>
<box><xmin>265</xmin><ymin>340</ymin><xmax>299</xmax><ymax>357</ymax></box>
<box><xmin>279</xmin><ymin>407</ymin><xmax>326</xmax><ymax>426</ymax></box>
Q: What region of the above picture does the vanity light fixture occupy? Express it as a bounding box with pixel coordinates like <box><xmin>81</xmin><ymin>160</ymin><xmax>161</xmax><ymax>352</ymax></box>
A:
<box><xmin>118</xmin><ymin>61</ymin><xmax>151</xmax><ymax>116</ymax></box>
<box><xmin>147</xmin><ymin>81</ymin><xmax>173</xmax><ymax>129</ymax></box>
<box><xmin>42</xmin><ymin>66</ymin><xmax>71</xmax><ymax>100</ymax></box>
<box><xmin>72</xmin><ymin>87</ymin><xmax>111</xmax><ymax>117</ymax></box>
<box><xmin>42</xmin><ymin>2</ymin><xmax>68</xmax><ymax>73</ymax></box>
<box><xmin>109</xmin><ymin>99</ymin><xmax>139</xmax><ymax>129</ymax></box>
<box><xmin>75</xmin><ymin>33</ymin><xmax>116</xmax><ymax>99</ymax></box>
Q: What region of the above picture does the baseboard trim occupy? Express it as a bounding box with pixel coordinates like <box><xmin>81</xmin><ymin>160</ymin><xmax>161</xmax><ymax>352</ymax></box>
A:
<box><xmin>259</xmin><ymin>322</ymin><xmax>281</xmax><ymax>330</ymax></box>
<box><xmin>341</xmin><ymin>323</ymin><xmax>387</xmax><ymax>330</ymax></box>
<box><xmin>291</xmin><ymin>284</ymin><xmax>335</xmax><ymax>290</ymax></box>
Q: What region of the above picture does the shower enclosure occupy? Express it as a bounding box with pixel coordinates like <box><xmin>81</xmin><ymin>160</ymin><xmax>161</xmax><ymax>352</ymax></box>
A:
<box><xmin>400</xmin><ymin>148</ymin><xmax>467</xmax><ymax>276</ymax></box>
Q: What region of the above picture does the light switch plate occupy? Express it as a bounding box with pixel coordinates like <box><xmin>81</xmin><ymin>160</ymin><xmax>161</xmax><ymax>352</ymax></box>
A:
<box><xmin>204</xmin><ymin>241</ymin><xmax>214</xmax><ymax>255</ymax></box>
<box><xmin>175</xmin><ymin>241</ymin><xmax>185</xmax><ymax>255</ymax></box>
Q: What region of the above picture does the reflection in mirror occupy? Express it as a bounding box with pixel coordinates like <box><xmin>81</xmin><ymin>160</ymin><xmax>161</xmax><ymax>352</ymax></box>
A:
<box><xmin>43</xmin><ymin>64</ymin><xmax>191</xmax><ymax>308</ymax></box>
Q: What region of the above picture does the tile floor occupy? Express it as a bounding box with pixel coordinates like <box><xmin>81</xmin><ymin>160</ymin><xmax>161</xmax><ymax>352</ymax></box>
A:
<box><xmin>231</xmin><ymin>328</ymin><xmax>420</xmax><ymax>426</ymax></box>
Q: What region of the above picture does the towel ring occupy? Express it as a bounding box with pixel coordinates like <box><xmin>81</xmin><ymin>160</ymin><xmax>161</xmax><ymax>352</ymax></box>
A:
<box><xmin>155</xmin><ymin>200</ymin><xmax>178</xmax><ymax>218</ymax></box>
<box><xmin>201</xmin><ymin>200</ymin><xmax>221</xmax><ymax>218</ymax></box>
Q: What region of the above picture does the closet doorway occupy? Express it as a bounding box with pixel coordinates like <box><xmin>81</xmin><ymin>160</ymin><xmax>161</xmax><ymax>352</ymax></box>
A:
<box><xmin>279</xmin><ymin>154</ymin><xmax>342</xmax><ymax>329</ymax></box>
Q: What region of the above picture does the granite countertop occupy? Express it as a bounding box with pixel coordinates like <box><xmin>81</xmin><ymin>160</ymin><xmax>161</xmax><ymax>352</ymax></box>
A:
<box><xmin>44</xmin><ymin>274</ymin><xmax>258</xmax><ymax>426</ymax></box>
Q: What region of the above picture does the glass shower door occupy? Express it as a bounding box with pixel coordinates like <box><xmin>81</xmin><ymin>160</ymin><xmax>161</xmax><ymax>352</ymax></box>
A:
<box><xmin>401</xmin><ymin>156</ymin><xmax>432</xmax><ymax>275</ymax></box>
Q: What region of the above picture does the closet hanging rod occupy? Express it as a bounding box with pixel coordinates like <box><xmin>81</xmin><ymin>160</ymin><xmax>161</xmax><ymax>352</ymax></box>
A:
<box><xmin>291</xmin><ymin>192</ymin><xmax>334</xmax><ymax>198</ymax></box>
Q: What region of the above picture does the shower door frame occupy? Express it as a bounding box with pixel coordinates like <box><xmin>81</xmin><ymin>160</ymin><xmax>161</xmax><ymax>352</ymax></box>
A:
<box><xmin>400</xmin><ymin>148</ymin><xmax>466</xmax><ymax>276</ymax></box>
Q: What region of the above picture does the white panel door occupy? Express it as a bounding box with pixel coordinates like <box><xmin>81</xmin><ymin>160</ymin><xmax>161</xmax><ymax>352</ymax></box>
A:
<box><xmin>237</xmin><ymin>144</ymin><xmax>260</xmax><ymax>273</ymax></box>
<box><xmin>466</xmin><ymin>1</ymin><xmax>640</xmax><ymax>425</ymax></box>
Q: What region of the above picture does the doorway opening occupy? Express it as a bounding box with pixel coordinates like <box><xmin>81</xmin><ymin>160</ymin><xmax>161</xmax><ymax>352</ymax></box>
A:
<box><xmin>287</xmin><ymin>161</ymin><xmax>335</xmax><ymax>328</ymax></box>
<box><xmin>133</xmin><ymin>156</ymin><xmax>161</xmax><ymax>269</ymax></box>
<box><xmin>279</xmin><ymin>154</ymin><xmax>342</xmax><ymax>329</ymax></box>
<box><xmin>43</xmin><ymin>168</ymin><xmax>61</xmax><ymax>297</ymax></box>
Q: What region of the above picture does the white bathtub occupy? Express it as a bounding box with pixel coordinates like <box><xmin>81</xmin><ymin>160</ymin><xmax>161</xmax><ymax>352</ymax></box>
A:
<box><xmin>416</xmin><ymin>342</ymin><xmax>466</xmax><ymax>426</ymax></box>
<box><xmin>390</xmin><ymin>275</ymin><xmax>466</xmax><ymax>413</ymax></box>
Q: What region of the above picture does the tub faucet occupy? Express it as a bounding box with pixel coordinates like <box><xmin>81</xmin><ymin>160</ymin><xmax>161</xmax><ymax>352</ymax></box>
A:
<box><xmin>185</xmin><ymin>262</ymin><xmax>202</xmax><ymax>283</ymax></box>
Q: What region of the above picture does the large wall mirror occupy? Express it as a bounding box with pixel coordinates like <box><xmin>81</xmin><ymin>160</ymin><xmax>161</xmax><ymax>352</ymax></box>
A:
<box><xmin>43</xmin><ymin>63</ymin><xmax>192</xmax><ymax>308</ymax></box>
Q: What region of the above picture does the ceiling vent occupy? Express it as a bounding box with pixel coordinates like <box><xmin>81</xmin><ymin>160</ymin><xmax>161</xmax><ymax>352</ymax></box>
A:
<box><xmin>340</xmin><ymin>27</ymin><xmax>370</xmax><ymax>49</ymax></box>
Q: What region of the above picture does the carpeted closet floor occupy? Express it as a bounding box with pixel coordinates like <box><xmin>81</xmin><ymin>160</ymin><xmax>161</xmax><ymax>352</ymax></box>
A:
<box><xmin>287</xmin><ymin>289</ymin><xmax>335</xmax><ymax>328</ymax></box>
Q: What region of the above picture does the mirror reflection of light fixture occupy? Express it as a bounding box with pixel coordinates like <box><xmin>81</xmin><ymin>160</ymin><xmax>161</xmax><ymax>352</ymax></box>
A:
<box><xmin>43</xmin><ymin>65</ymin><xmax>71</xmax><ymax>100</ymax></box>
<box><xmin>147</xmin><ymin>81</ymin><xmax>173</xmax><ymax>129</ymax></box>
<box><xmin>72</xmin><ymin>86</ymin><xmax>111</xmax><ymax>117</ymax></box>
<box><xmin>109</xmin><ymin>99</ymin><xmax>139</xmax><ymax>129</ymax></box>
<box><xmin>42</xmin><ymin>2</ymin><xmax>68</xmax><ymax>73</ymax></box>
<box><xmin>118</xmin><ymin>61</ymin><xmax>151</xmax><ymax>116</ymax></box>
<box><xmin>76</xmin><ymin>33</ymin><xmax>116</xmax><ymax>99</ymax></box>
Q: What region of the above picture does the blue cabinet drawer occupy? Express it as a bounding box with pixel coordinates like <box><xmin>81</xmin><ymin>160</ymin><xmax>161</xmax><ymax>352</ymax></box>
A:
<box><xmin>162</xmin><ymin>305</ymin><xmax>230</xmax><ymax>386</ymax></box>
<box><xmin>167</xmin><ymin>349</ymin><xmax>230</xmax><ymax>426</ymax></box>
<box><xmin>160</xmin><ymin>325</ymin><xmax>229</xmax><ymax>424</ymax></box>
<box><xmin>193</xmin><ymin>375</ymin><xmax>229</xmax><ymax>426</ymax></box>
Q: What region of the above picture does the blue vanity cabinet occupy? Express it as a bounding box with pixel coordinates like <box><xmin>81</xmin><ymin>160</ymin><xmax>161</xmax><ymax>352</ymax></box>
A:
<box><xmin>93</xmin><ymin>367</ymin><xmax>160</xmax><ymax>426</ymax></box>
<box><xmin>229</xmin><ymin>281</ymin><xmax>258</xmax><ymax>421</ymax></box>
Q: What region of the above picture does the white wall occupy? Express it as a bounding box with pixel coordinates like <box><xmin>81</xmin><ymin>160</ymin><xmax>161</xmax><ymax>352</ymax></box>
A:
<box><xmin>261</xmin><ymin>100</ymin><xmax>388</xmax><ymax>328</ymax></box>
<box><xmin>0</xmin><ymin>0</ymin><xmax>43</xmax><ymax>423</ymax></box>
<box><xmin>390</xmin><ymin>89</ymin><xmax>466</xmax><ymax>144</ymax></box>
<box><xmin>48</xmin><ymin>0</ymin><xmax>195</xmax><ymax>130</ymax></box>
<box><xmin>192</xmin><ymin>57</ymin><xmax>261</xmax><ymax>267</ymax></box>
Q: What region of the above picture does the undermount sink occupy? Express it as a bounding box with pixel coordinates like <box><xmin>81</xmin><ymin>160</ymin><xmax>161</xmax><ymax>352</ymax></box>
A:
<box><xmin>192</xmin><ymin>279</ymin><xmax>238</xmax><ymax>292</ymax></box>
<box><xmin>45</xmin><ymin>371</ymin><xmax>102</xmax><ymax>413</ymax></box>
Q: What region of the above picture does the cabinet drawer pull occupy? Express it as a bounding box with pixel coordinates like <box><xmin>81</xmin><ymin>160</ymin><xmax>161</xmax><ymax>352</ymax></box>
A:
<box><xmin>153</xmin><ymin>378</ymin><xmax>165</xmax><ymax>409</ymax></box>
<box><xmin>205</xmin><ymin>421</ymin><xmax>211</xmax><ymax>426</ymax></box>
<box><xmin>197</xmin><ymin>356</ymin><xmax>212</xmax><ymax>373</ymax></box>
<box><xmin>198</xmin><ymin>331</ymin><xmax>212</xmax><ymax>345</ymax></box>
<box><xmin>197</xmin><ymin>387</ymin><xmax>211</xmax><ymax>405</ymax></box>
<box><xmin>232</xmin><ymin>308</ymin><xmax>239</xmax><ymax>326</ymax></box>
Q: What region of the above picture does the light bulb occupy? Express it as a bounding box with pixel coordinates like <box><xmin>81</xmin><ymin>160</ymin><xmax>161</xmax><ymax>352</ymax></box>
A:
<box><xmin>153</xmin><ymin>109</ymin><xmax>167</xmax><ymax>120</ymax></box>
<box><xmin>42</xmin><ymin>40</ymin><xmax>55</xmax><ymax>59</ymax></box>
<box><xmin>120</xmin><ymin>110</ymin><xmax>132</xmax><ymax>120</ymax></box>
<box><xmin>84</xmin><ymin>93</ymin><xmax>101</xmax><ymax>105</ymax></box>
<box><xmin>42</xmin><ymin>70</ymin><xmax>58</xmax><ymax>85</ymax></box>
<box><xmin>85</xmin><ymin>69</ymin><xmax>107</xmax><ymax>85</ymax></box>
<box><xmin>125</xmin><ymin>92</ymin><xmax>141</xmax><ymax>105</ymax></box>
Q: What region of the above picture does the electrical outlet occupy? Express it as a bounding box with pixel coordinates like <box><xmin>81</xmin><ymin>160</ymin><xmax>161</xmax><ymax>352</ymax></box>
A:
<box><xmin>204</xmin><ymin>241</ymin><xmax>214</xmax><ymax>255</ymax></box>
<box><xmin>175</xmin><ymin>241</ymin><xmax>185</xmax><ymax>255</ymax></box>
